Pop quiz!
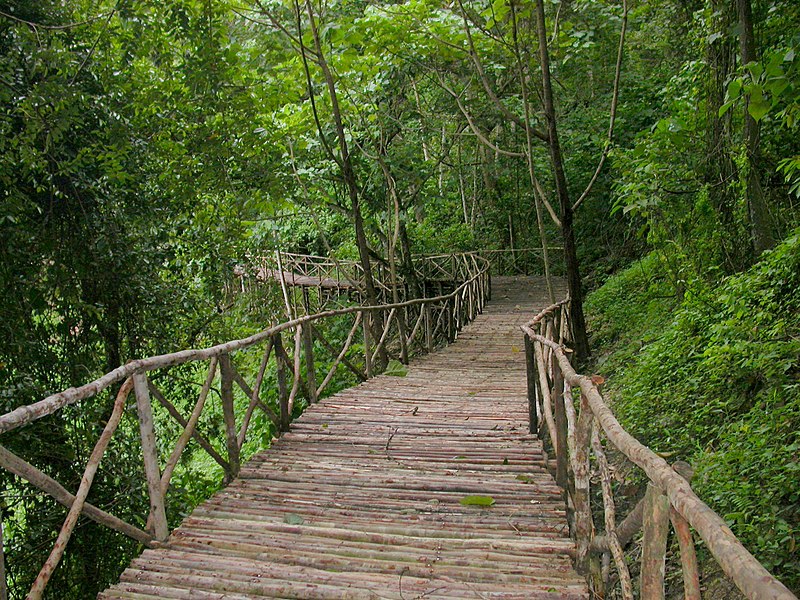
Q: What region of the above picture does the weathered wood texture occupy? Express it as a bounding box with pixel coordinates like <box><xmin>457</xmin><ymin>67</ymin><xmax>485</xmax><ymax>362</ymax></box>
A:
<box><xmin>99</xmin><ymin>277</ymin><xmax>586</xmax><ymax>600</ymax></box>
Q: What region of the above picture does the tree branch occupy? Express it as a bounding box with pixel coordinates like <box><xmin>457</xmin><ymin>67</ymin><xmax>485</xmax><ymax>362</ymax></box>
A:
<box><xmin>437</xmin><ymin>74</ymin><xmax>525</xmax><ymax>158</ymax></box>
<box><xmin>293</xmin><ymin>0</ymin><xmax>340</xmax><ymax>167</ymax></box>
<box><xmin>572</xmin><ymin>0</ymin><xmax>628</xmax><ymax>212</ymax></box>
<box><xmin>454</xmin><ymin>0</ymin><xmax>549</xmax><ymax>142</ymax></box>
<box><xmin>0</xmin><ymin>9</ymin><xmax>115</xmax><ymax>31</ymax></box>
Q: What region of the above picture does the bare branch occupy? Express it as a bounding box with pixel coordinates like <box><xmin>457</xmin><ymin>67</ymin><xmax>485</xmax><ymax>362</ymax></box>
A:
<box><xmin>572</xmin><ymin>0</ymin><xmax>628</xmax><ymax>212</ymax></box>
<box><xmin>293</xmin><ymin>0</ymin><xmax>341</xmax><ymax>167</ymax></box>
<box><xmin>437</xmin><ymin>74</ymin><xmax>525</xmax><ymax>159</ymax></box>
<box><xmin>0</xmin><ymin>9</ymin><xmax>115</xmax><ymax>31</ymax></box>
<box><xmin>238</xmin><ymin>3</ymin><xmax>319</xmax><ymax>60</ymax></box>
<box><xmin>454</xmin><ymin>0</ymin><xmax>549</xmax><ymax>143</ymax></box>
<box><xmin>69</xmin><ymin>6</ymin><xmax>118</xmax><ymax>86</ymax></box>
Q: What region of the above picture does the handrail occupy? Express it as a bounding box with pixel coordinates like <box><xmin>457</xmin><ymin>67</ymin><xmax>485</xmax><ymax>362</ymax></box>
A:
<box><xmin>239</xmin><ymin>251</ymin><xmax>485</xmax><ymax>314</ymax></box>
<box><xmin>482</xmin><ymin>247</ymin><xmax>564</xmax><ymax>276</ymax></box>
<box><xmin>0</xmin><ymin>253</ymin><xmax>490</xmax><ymax>599</ymax></box>
<box><xmin>520</xmin><ymin>302</ymin><xmax>796</xmax><ymax>600</ymax></box>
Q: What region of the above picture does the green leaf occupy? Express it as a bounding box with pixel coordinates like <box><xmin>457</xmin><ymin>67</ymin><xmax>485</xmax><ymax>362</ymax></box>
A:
<box><xmin>718</xmin><ymin>101</ymin><xmax>734</xmax><ymax>117</ymax></box>
<box><xmin>459</xmin><ymin>495</ymin><xmax>496</xmax><ymax>507</ymax></box>
<box><xmin>747</xmin><ymin>89</ymin><xmax>771</xmax><ymax>121</ymax></box>
<box><xmin>726</xmin><ymin>79</ymin><xmax>742</xmax><ymax>99</ymax></box>
<box><xmin>284</xmin><ymin>514</ymin><xmax>305</xmax><ymax>525</ymax></box>
<box><xmin>746</xmin><ymin>61</ymin><xmax>763</xmax><ymax>80</ymax></box>
<box><xmin>766</xmin><ymin>77</ymin><xmax>790</xmax><ymax>99</ymax></box>
<box><xmin>384</xmin><ymin>359</ymin><xmax>408</xmax><ymax>377</ymax></box>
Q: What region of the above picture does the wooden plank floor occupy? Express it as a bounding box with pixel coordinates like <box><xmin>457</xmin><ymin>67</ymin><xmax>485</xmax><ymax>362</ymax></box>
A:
<box><xmin>100</xmin><ymin>276</ymin><xmax>587</xmax><ymax>600</ymax></box>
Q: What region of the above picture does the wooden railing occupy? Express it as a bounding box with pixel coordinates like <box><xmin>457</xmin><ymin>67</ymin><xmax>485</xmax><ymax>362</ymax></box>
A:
<box><xmin>0</xmin><ymin>254</ymin><xmax>490</xmax><ymax>600</ymax></box>
<box><xmin>521</xmin><ymin>301</ymin><xmax>797</xmax><ymax>600</ymax></box>
<box><xmin>250</xmin><ymin>251</ymin><xmax>396</xmax><ymax>300</ymax></box>
<box><xmin>483</xmin><ymin>247</ymin><xmax>564</xmax><ymax>276</ymax></box>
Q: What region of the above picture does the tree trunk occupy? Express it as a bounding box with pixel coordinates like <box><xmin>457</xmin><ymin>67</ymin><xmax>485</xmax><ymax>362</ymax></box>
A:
<box><xmin>398</xmin><ymin>221</ymin><xmax>421</xmax><ymax>298</ymax></box>
<box><xmin>704</xmin><ymin>2</ymin><xmax>744</xmax><ymax>271</ymax></box>
<box><xmin>303</xmin><ymin>0</ymin><xmax>380</xmax><ymax>309</ymax></box>
<box><xmin>533</xmin><ymin>0</ymin><xmax>589</xmax><ymax>361</ymax></box>
<box><xmin>737</xmin><ymin>0</ymin><xmax>775</xmax><ymax>256</ymax></box>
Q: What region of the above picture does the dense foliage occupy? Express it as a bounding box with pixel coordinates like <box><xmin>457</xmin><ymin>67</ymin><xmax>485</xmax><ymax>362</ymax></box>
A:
<box><xmin>0</xmin><ymin>0</ymin><xmax>798</xmax><ymax>596</ymax></box>
<box><xmin>587</xmin><ymin>233</ymin><xmax>800</xmax><ymax>589</ymax></box>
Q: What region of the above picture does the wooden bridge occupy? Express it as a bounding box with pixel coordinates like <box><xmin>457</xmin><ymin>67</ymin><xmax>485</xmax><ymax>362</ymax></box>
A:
<box><xmin>0</xmin><ymin>253</ymin><xmax>795</xmax><ymax>600</ymax></box>
<box><xmin>101</xmin><ymin>276</ymin><xmax>586</xmax><ymax>599</ymax></box>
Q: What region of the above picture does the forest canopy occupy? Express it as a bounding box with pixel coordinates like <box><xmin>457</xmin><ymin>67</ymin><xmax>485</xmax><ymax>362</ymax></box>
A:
<box><xmin>1</xmin><ymin>0</ymin><xmax>798</xmax><ymax>596</ymax></box>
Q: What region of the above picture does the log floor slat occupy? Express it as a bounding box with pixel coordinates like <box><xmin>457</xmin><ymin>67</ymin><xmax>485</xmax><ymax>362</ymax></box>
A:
<box><xmin>100</xmin><ymin>277</ymin><xmax>587</xmax><ymax>599</ymax></box>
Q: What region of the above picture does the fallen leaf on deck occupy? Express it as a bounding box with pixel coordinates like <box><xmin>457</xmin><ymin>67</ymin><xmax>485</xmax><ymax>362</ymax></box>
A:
<box><xmin>460</xmin><ymin>495</ymin><xmax>496</xmax><ymax>507</ymax></box>
<box><xmin>284</xmin><ymin>514</ymin><xmax>305</xmax><ymax>525</ymax></box>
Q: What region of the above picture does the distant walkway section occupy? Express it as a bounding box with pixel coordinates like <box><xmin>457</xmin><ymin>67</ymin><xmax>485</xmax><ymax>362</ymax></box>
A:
<box><xmin>100</xmin><ymin>276</ymin><xmax>586</xmax><ymax>599</ymax></box>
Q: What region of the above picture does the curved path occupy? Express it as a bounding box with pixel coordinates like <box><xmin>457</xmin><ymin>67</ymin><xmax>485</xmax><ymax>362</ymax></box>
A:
<box><xmin>100</xmin><ymin>277</ymin><xmax>586</xmax><ymax>599</ymax></box>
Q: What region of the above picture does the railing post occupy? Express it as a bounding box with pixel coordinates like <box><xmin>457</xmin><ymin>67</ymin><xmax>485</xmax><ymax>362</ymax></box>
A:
<box><xmin>133</xmin><ymin>373</ymin><xmax>169</xmax><ymax>542</ymax></box>
<box><xmin>362</xmin><ymin>311</ymin><xmax>372</xmax><ymax>377</ymax></box>
<box><xmin>0</xmin><ymin>517</ymin><xmax>6</xmax><ymax>600</ymax></box>
<box><xmin>424</xmin><ymin>303</ymin><xmax>434</xmax><ymax>353</ymax></box>
<box><xmin>446</xmin><ymin>298</ymin><xmax>455</xmax><ymax>342</ymax></box>
<box><xmin>398</xmin><ymin>306</ymin><xmax>409</xmax><ymax>364</ymax></box>
<box><xmin>524</xmin><ymin>334</ymin><xmax>538</xmax><ymax>434</ymax></box>
<box><xmin>574</xmin><ymin>392</ymin><xmax>594</xmax><ymax>574</ymax></box>
<box><xmin>274</xmin><ymin>334</ymin><xmax>290</xmax><ymax>432</ymax></box>
<box><xmin>553</xmin><ymin>365</ymin><xmax>568</xmax><ymax>489</ymax></box>
<box><xmin>467</xmin><ymin>284</ymin><xmax>474</xmax><ymax>321</ymax></box>
<box><xmin>641</xmin><ymin>482</ymin><xmax>670</xmax><ymax>600</ymax></box>
<box><xmin>671</xmin><ymin>462</ymin><xmax>701</xmax><ymax>600</ymax></box>
<box><xmin>302</xmin><ymin>323</ymin><xmax>317</xmax><ymax>404</ymax></box>
<box><xmin>454</xmin><ymin>293</ymin><xmax>461</xmax><ymax>334</ymax></box>
<box><xmin>218</xmin><ymin>354</ymin><xmax>241</xmax><ymax>480</ymax></box>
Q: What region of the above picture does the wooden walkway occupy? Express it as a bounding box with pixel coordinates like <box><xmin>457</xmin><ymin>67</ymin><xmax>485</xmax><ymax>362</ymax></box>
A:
<box><xmin>100</xmin><ymin>277</ymin><xmax>587</xmax><ymax>600</ymax></box>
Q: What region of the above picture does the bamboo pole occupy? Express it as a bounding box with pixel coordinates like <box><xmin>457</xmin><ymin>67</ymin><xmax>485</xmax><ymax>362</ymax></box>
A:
<box><xmin>27</xmin><ymin>378</ymin><xmax>136</xmax><ymax>600</ymax></box>
<box><xmin>524</xmin><ymin>335</ymin><xmax>538</xmax><ymax>434</ymax></box>
<box><xmin>573</xmin><ymin>392</ymin><xmax>594</xmax><ymax>574</ymax></box>
<box><xmin>237</xmin><ymin>340</ymin><xmax>276</xmax><ymax>448</ymax></box>
<box><xmin>406</xmin><ymin>306</ymin><xmax>425</xmax><ymax>352</ymax></box>
<box><xmin>533</xmin><ymin>341</ymin><xmax>558</xmax><ymax>446</ymax></box>
<box><xmin>553</xmin><ymin>367</ymin><xmax>568</xmax><ymax>489</ymax></box>
<box><xmin>397</xmin><ymin>306</ymin><xmax>409</xmax><ymax>365</ymax></box>
<box><xmin>370</xmin><ymin>308</ymin><xmax>396</xmax><ymax>366</ymax></box>
<box><xmin>446</xmin><ymin>299</ymin><xmax>454</xmax><ymax>342</ymax></box>
<box><xmin>432</xmin><ymin>302</ymin><xmax>446</xmax><ymax>344</ymax></box>
<box><xmin>287</xmin><ymin>325</ymin><xmax>303</xmax><ymax>414</ymax></box>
